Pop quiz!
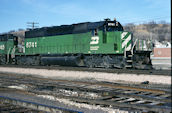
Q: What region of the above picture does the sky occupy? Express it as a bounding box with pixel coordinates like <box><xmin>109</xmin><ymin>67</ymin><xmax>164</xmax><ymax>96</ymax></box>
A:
<box><xmin>0</xmin><ymin>0</ymin><xmax>171</xmax><ymax>33</ymax></box>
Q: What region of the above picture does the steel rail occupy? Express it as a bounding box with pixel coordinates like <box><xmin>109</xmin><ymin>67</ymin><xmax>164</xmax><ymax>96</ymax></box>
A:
<box><xmin>0</xmin><ymin>96</ymin><xmax>82</xmax><ymax>113</ymax></box>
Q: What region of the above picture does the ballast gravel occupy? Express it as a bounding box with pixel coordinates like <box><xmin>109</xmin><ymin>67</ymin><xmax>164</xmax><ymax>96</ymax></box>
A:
<box><xmin>0</xmin><ymin>67</ymin><xmax>171</xmax><ymax>85</ymax></box>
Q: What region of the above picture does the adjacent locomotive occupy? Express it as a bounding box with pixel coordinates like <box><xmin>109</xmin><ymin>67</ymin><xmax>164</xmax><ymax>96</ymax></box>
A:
<box><xmin>0</xmin><ymin>19</ymin><xmax>152</xmax><ymax>69</ymax></box>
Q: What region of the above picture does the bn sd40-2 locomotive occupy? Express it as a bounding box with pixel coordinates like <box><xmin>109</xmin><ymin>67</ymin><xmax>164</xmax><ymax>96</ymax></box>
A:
<box><xmin>0</xmin><ymin>18</ymin><xmax>152</xmax><ymax>69</ymax></box>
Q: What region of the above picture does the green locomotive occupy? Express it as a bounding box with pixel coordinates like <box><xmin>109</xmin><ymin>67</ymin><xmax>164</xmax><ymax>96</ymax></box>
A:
<box><xmin>0</xmin><ymin>19</ymin><xmax>152</xmax><ymax>69</ymax></box>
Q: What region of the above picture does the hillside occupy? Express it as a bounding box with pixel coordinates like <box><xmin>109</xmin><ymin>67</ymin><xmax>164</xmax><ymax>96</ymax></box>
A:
<box><xmin>124</xmin><ymin>21</ymin><xmax>171</xmax><ymax>42</ymax></box>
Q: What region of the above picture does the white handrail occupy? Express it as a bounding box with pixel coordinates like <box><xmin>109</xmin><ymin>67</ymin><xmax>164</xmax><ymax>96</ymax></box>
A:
<box><xmin>7</xmin><ymin>48</ymin><xmax>11</xmax><ymax>63</ymax></box>
<box><xmin>131</xmin><ymin>39</ymin><xmax>138</xmax><ymax>55</ymax></box>
<box><xmin>11</xmin><ymin>46</ymin><xmax>16</xmax><ymax>58</ymax></box>
<box><xmin>124</xmin><ymin>45</ymin><xmax>126</xmax><ymax>58</ymax></box>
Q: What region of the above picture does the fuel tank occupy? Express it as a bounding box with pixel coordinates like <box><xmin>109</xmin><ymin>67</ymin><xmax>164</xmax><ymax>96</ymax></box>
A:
<box><xmin>41</xmin><ymin>55</ymin><xmax>83</xmax><ymax>66</ymax></box>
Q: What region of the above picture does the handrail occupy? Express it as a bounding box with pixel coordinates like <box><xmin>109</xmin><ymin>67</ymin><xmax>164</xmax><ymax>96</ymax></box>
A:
<box><xmin>7</xmin><ymin>48</ymin><xmax>11</xmax><ymax>63</ymax></box>
<box><xmin>11</xmin><ymin>46</ymin><xmax>16</xmax><ymax>58</ymax></box>
<box><xmin>131</xmin><ymin>39</ymin><xmax>138</xmax><ymax>55</ymax></box>
<box><xmin>124</xmin><ymin>45</ymin><xmax>126</xmax><ymax>58</ymax></box>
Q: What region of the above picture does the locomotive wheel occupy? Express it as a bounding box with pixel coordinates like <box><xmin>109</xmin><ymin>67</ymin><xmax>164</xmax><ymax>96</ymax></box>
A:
<box><xmin>144</xmin><ymin>57</ymin><xmax>150</xmax><ymax>64</ymax></box>
<box><xmin>0</xmin><ymin>55</ymin><xmax>6</xmax><ymax>64</ymax></box>
<box><xmin>85</xmin><ymin>60</ymin><xmax>95</xmax><ymax>68</ymax></box>
<box><xmin>103</xmin><ymin>56</ymin><xmax>112</xmax><ymax>68</ymax></box>
<box><xmin>84</xmin><ymin>55</ymin><xmax>96</xmax><ymax>68</ymax></box>
<box><xmin>103</xmin><ymin>61</ymin><xmax>111</xmax><ymax>68</ymax></box>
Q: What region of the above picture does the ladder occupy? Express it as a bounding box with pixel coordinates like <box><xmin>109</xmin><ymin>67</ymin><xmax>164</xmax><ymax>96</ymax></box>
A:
<box><xmin>125</xmin><ymin>51</ymin><xmax>133</xmax><ymax>68</ymax></box>
<box><xmin>124</xmin><ymin>39</ymin><xmax>138</xmax><ymax>68</ymax></box>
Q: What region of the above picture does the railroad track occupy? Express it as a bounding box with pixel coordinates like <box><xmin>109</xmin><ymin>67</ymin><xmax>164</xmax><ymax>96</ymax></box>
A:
<box><xmin>0</xmin><ymin>73</ymin><xmax>171</xmax><ymax>112</ymax></box>
<box><xmin>0</xmin><ymin>88</ymin><xmax>82</xmax><ymax>113</ymax></box>
<box><xmin>0</xmin><ymin>102</ymin><xmax>45</xmax><ymax>113</ymax></box>
<box><xmin>0</xmin><ymin>64</ymin><xmax>171</xmax><ymax>76</ymax></box>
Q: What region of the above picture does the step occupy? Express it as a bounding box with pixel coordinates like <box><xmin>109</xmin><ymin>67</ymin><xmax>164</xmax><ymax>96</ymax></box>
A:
<box><xmin>127</xmin><ymin>60</ymin><xmax>132</xmax><ymax>62</ymax></box>
<box><xmin>126</xmin><ymin>51</ymin><xmax>132</xmax><ymax>54</ymax></box>
<box><xmin>125</xmin><ymin>65</ymin><xmax>132</xmax><ymax>67</ymax></box>
<box><xmin>128</xmin><ymin>55</ymin><xmax>133</xmax><ymax>57</ymax></box>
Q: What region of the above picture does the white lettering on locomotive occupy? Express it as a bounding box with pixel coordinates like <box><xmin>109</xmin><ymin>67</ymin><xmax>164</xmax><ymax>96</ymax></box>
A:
<box><xmin>0</xmin><ymin>45</ymin><xmax>5</xmax><ymax>50</ymax></box>
<box><xmin>90</xmin><ymin>36</ymin><xmax>99</xmax><ymax>45</ymax></box>
<box><xmin>108</xmin><ymin>23</ymin><xmax>115</xmax><ymax>26</ymax></box>
<box><xmin>26</xmin><ymin>42</ymin><xmax>37</xmax><ymax>48</ymax></box>
<box><xmin>90</xmin><ymin>46</ymin><xmax>99</xmax><ymax>50</ymax></box>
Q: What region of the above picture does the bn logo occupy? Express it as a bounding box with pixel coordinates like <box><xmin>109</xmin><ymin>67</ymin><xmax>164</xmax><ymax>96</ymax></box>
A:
<box><xmin>90</xmin><ymin>36</ymin><xmax>99</xmax><ymax>45</ymax></box>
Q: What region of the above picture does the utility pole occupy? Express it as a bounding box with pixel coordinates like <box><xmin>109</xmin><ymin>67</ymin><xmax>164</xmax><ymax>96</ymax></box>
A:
<box><xmin>27</xmin><ymin>22</ymin><xmax>39</xmax><ymax>30</ymax></box>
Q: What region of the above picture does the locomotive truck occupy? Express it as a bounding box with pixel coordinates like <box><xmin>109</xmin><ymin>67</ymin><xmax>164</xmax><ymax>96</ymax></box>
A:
<box><xmin>0</xmin><ymin>19</ymin><xmax>152</xmax><ymax>69</ymax></box>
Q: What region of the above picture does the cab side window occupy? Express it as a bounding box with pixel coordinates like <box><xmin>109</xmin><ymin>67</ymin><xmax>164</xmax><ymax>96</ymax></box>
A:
<box><xmin>14</xmin><ymin>37</ymin><xmax>18</xmax><ymax>46</ymax></box>
<box><xmin>91</xmin><ymin>29</ymin><xmax>98</xmax><ymax>36</ymax></box>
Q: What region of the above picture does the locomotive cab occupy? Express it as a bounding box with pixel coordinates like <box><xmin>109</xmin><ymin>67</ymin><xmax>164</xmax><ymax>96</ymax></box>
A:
<box><xmin>105</xmin><ymin>20</ymin><xmax>124</xmax><ymax>32</ymax></box>
<box><xmin>103</xmin><ymin>19</ymin><xmax>127</xmax><ymax>53</ymax></box>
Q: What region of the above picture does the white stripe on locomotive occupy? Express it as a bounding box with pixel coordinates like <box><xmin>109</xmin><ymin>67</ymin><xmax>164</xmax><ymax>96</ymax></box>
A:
<box><xmin>122</xmin><ymin>34</ymin><xmax>131</xmax><ymax>49</ymax></box>
<box><xmin>125</xmin><ymin>43</ymin><xmax>131</xmax><ymax>51</ymax></box>
<box><xmin>121</xmin><ymin>32</ymin><xmax>128</xmax><ymax>39</ymax></box>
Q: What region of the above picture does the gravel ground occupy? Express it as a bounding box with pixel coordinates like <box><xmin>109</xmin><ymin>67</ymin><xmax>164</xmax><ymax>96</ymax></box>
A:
<box><xmin>0</xmin><ymin>67</ymin><xmax>171</xmax><ymax>85</ymax></box>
